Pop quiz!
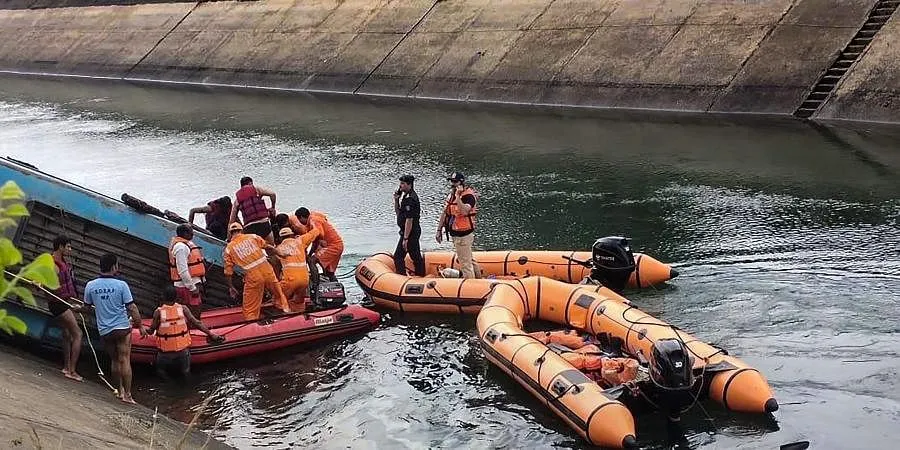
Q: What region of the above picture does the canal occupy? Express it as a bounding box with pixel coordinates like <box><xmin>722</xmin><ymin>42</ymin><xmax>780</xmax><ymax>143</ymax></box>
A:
<box><xmin>1</xmin><ymin>75</ymin><xmax>898</xmax><ymax>449</ymax></box>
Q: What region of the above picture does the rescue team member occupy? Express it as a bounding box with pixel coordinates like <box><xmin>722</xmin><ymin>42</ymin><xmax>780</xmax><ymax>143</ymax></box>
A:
<box><xmin>435</xmin><ymin>172</ymin><xmax>479</xmax><ymax>279</ymax></box>
<box><xmin>147</xmin><ymin>286</ymin><xmax>223</xmax><ymax>380</ymax></box>
<box><xmin>224</xmin><ymin>222</ymin><xmax>291</xmax><ymax>320</ymax></box>
<box><xmin>275</xmin><ymin>226</ymin><xmax>322</xmax><ymax>311</ymax></box>
<box><xmin>82</xmin><ymin>253</ymin><xmax>148</xmax><ymax>405</ymax></box>
<box><xmin>230</xmin><ymin>176</ymin><xmax>278</xmax><ymax>244</ymax></box>
<box><xmin>168</xmin><ymin>224</ymin><xmax>206</xmax><ymax>321</ymax></box>
<box><xmin>50</xmin><ymin>235</ymin><xmax>84</xmax><ymax>382</ymax></box>
<box><xmin>187</xmin><ymin>196</ymin><xmax>232</xmax><ymax>240</ymax></box>
<box><xmin>290</xmin><ymin>208</ymin><xmax>344</xmax><ymax>282</ymax></box>
<box><xmin>392</xmin><ymin>175</ymin><xmax>425</xmax><ymax>276</ymax></box>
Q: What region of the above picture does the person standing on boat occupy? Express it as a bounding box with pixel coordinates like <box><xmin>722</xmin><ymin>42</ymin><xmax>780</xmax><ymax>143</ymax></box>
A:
<box><xmin>275</xmin><ymin>226</ymin><xmax>322</xmax><ymax>311</ymax></box>
<box><xmin>290</xmin><ymin>208</ymin><xmax>344</xmax><ymax>282</ymax></box>
<box><xmin>187</xmin><ymin>196</ymin><xmax>232</xmax><ymax>241</ymax></box>
<box><xmin>168</xmin><ymin>223</ymin><xmax>206</xmax><ymax>321</ymax></box>
<box><xmin>82</xmin><ymin>253</ymin><xmax>148</xmax><ymax>405</ymax></box>
<box><xmin>435</xmin><ymin>172</ymin><xmax>479</xmax><ymax>279</ymax></box>
<box><xmin>230</xmin><ymin>176</ymin><xmax>277</xmax><ymax>245</ymax></box>
<box><xmin>147</xmin><ymin>286</ymin><xmax>223</xmax><ymax>380</ymax></box>
<box><xmin>50</xmin><ymin>235</ymin><xmax>84</xmax><ymax>382</ymax></box>
<box><xmin>393</xmin><ymin>175</ymin><xmax>425</xmax><ymax>276</ymax></box>
<box><xmin>224</xmin><ymin>222</ymin><xmax>291</xmax><ymax>319</ymax></box>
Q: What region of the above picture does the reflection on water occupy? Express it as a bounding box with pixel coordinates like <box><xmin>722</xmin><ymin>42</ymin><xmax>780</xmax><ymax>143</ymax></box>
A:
<box><xmin>1</xmin><ymin>75</ymin><xmax>899</xmax><ymax>448</ymax></box>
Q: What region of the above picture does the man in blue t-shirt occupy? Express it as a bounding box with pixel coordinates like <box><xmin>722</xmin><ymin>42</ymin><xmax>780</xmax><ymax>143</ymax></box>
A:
<box><xmin>83</xmin><ymin>253</ymin><xmax>148</xmax><ymax>405</ymax></box>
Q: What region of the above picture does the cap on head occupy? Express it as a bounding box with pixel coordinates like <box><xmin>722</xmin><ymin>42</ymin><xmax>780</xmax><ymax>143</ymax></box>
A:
<box><xmin>447</xmin><ymin>172</ymin><xmax>465</xmax><ymax>182</ymax></box>
<box><xmin>228</xmin><ymin>222</ymin><xmax>243</xmax><ymax>232</ymax></box>
<box><xmin>279</xmin><ymin>227</ymin><xmax>294</xmax><ymax>238</ymax></box>
<box><xmin>399</xmin><ymin>174</ymin><xmax>415</xmax><ymax>184</ymax></box>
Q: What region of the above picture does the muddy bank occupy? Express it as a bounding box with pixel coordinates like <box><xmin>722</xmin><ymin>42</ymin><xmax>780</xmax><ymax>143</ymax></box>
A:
<box><xmin>0</xmin><ymin>343</ymin><xmax>231</xmax><ymax>449</ymax></box>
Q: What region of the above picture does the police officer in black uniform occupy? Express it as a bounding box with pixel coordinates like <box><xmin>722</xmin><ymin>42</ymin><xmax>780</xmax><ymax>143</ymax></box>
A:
<box><xmin>392</xmin><ymin>175</ymin><xmax>425</xmax><ymax>276</ymax></box>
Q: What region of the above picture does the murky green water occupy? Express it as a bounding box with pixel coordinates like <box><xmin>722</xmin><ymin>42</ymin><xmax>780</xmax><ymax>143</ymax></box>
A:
<box><xmin>1</xmin><ymin>75</ymin><xmax>898</xmax><ymax>449</ymax></box>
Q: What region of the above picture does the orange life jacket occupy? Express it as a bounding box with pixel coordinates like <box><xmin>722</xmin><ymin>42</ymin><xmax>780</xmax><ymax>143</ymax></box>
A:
<box><xmin>276</xmin><ymin>228</ymin><xmax>322</xmax><ymax>274</ymax></box>
<box><xmin>156</xmin><ymin>304</ymin><xmax>191</xmax><ymax>352</ymax></box>
<box><xmin>445</xmin><ymin>187</ymin><xmax>478</xmax><ymax>233</ymax></box>
<box><xmin>529</xmin><ymin>330</ymin><xmax>586</xmax><ymax>348</ymax></box>
<box><xmin>235</xmin><ymin>185</ymin><xmax>269</xmax><ymax>224</ymax></box>
<box><xmin>169</xmin><ymin>237</ymin><xmax>206</xmax><ymax>282</ymax></box>
<box><xmin>224</xmin><ymin>233</ymin><xmax>269</xmax><ymax>275</ymax></box>
<box><xmin>290</xmin><ymin>212</ymin><xmax>342</xmax><ymax>245</ymax></box>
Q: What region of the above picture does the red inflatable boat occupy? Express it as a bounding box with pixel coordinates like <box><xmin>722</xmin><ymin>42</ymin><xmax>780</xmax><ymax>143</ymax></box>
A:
<box><xmin>130</xmin><ymin>304</ymin><xmax>381</xmax><ymax>365</ymax></box>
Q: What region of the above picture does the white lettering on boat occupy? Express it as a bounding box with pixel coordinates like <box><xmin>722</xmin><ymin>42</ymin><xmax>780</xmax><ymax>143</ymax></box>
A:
<box><xmin>313</xmin><ymin>316</ymin><xmax>334</xmax><ymax>326</ymax></box>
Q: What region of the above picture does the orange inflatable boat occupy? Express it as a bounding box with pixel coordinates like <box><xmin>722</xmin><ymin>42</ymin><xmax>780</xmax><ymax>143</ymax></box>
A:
<box><xmin>475</xmin><ymin>276</ymin><xmax>777</xmax><ymax>448</ymax></box>
<box><xmin>356</xmin><ymin>245</ymin><xmax>676</xmax><ymax>314</ymax></box>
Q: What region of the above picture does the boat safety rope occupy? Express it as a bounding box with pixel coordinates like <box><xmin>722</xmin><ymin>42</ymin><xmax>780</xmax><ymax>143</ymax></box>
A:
<box><xmin>5</xmin><ymin>270</ymin><xmax>119</xmax><ymax>395</ymax></box>
<box><xmin>335</xmin><ymin>267</ymin><xmax>357</xmax><ymax>280</ymax></box>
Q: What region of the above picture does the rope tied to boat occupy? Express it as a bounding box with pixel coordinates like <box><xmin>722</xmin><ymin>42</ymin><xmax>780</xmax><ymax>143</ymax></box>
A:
<box><xmin>6</xmin><ymin>270</ymin><xmax>119</xmax><ymax>395</ymax></box>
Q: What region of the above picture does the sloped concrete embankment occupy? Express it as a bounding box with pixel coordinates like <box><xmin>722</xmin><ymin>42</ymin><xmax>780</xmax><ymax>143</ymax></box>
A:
<box><xmin>0</xmin><ymin>0</ymin><xmax>894</xmax><ymax>122</ymax></box>
<box><xmin>0</xmin><ymin>344</ymin><xmax>230</xmax><ymax>449</ymax></box>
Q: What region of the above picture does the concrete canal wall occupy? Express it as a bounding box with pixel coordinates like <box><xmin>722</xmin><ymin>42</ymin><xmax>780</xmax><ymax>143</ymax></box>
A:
<box><xmin>0</xmin><ymin>0</ymin><xmax>897</xmax><ymax>123</ymax></box>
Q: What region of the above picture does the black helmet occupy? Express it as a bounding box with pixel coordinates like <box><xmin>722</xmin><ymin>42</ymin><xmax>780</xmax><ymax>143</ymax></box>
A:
<box><xmin>649</xmin><ymin>338</ymin><xmax>695</xmax><ymax>390</ymax></box>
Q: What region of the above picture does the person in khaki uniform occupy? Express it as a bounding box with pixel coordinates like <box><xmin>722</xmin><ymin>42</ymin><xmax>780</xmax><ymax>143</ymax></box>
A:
<box><xmin>435</xmin><ymin>172</ymin><xmax>479</xmax><ymax>279</ymax></box>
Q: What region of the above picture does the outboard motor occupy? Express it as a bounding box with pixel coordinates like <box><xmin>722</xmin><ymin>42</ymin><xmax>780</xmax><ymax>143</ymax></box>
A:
<box><xmin>650</xmin><ymin>338</ymin><xmax>695</xmax><ymax>390</ymax></box>
<box><xmin>313</xmin><ymin>281</ymin><xmax>347</xmax><ymax>309</ymax></box>
<box><xmin>649</xmin><ymin>338</ymin><xmax>697</xmax><ymax>421</ymax></box>
<box><xmin>589</xmin><ymin>236</ymin><xmax>636</xmax><ymax>293</ymax></box>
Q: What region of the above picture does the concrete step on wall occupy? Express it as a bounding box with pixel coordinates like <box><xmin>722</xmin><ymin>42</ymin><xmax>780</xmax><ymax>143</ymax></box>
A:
<box><xmin>794</xmin><ymin>0</ymin><xmax>900</xmax><ymax>118</ymax></box>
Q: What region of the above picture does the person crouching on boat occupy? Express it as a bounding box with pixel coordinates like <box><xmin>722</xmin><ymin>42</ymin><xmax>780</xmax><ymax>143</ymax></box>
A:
<box><xmin>168</xmin><ymin>224</ymin><xmax>206</xmax><ymax>322</ymax></box>
<box><xmin>187</xmin><ymin>196</ymin><xmax>232</xmax><ymax>241</ymax></box>
<box><xmin>230</xmin><ymin>176</ymin><xmax>278</xmax><ymax>245</ymax></box>
<box><xmin>224</xmin><ymin>222</ymin><xmax>291</xmax><ymax>319</ymax></box>
<box><xmin>275</xmin><ymin>226</ymin><xmax>322</xmax><ymax>312</ymax></box>
<box><xmin>290</xmin><ymin>208</ymin><xmax>344</xmax><ymax>282</ymax></box>
<box><xmin>435</xmin><ymin>172</ymin><xmax>479</xmax><ymax>279</ymax></box>
<box><xmin>147</xmin><ymin>286</ymin><xmax>223</xmax><ymax>380</ymax></box>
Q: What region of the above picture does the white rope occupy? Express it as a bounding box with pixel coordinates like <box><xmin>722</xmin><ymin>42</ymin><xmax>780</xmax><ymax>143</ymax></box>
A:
<box><xmin>6</xmin><ymin>270</ymin><xmax>118</xmax><ymax>395</ymax></box>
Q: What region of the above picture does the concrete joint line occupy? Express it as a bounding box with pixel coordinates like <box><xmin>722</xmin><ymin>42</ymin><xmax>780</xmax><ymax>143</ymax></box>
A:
<box><xmin>708</xmin><ymin>1</ymin><xmax>798</xmax><ymax>112</ymax></box>
<box><xmin>125</xmin><ymin>1</ymin><xmax>202</xmax><ymax>76</ymax></box>
<box><xmin>352</xmin><ymin>0</ymin><xmax>441</xmax><ymax>95</ymax></box>
<box><xmin>539</xmin><ymin>0</ymin><xmax>620</xmax><ymax>104</ymax></box>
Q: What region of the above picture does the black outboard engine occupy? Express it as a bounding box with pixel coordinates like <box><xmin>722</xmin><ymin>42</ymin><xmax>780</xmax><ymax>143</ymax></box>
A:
<box><xmin>313</xmin><ymin>280</ymin><xmax>347</xmax><ymax>309</ymax></box>
<box><xmin>649</xmin><ymin>338</ymin><xmax>697</xmax><ymax>420</ymax></box>
<box><xmin>589</xmin><ymin>236</ymin><xmax>636</xmax><ymax>293</ymax></box>
<box><xmin>650</xmin><ymin>338</ymin><xmax>695</xmax><ymax>390</ymax></box>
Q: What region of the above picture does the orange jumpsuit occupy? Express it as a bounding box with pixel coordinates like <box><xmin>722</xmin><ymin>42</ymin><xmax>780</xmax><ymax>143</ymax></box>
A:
<box><xmin>276</xmin><ymin>228</ymin><xmax>322</xmax><ymax>309</ymax></box>
<box><xmin>289</xmin><ymin>212</ymin><xmax>344</xmax><ymax>273</ymax></box>
<box><xmin>224</xmin><ymin>233</ymin><xmax>289</xmax><ymax>320</ymax></box>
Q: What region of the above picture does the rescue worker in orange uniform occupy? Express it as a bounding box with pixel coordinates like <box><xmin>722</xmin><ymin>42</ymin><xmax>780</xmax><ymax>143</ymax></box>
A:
<box><xmin>148</xmin><ymin>286</ymin><xmax>223</xmax><ymax>380</ymax></box>
<box><xmin>275</xmin><ymin>226</ymin><xmax>322</xmax><ymax>312</ymax></box>
<box><xmin>224</xmin><ymin>222</ymin><xmax>291</xmax><ymax>320</ymax></box>
<box><xmin>290</xmin><ymin>207</ymin><xmax>344</xmax><ymax>281</ymax></box>
<box><xmin>229</xmin><ymin>176</ymin><xmax>278</xmax><ymax>244</ymax></box>
<box><xmin>168</xmin><ymin>224</ymin><xmax>206</xmax><ymax>321</ymax></box>
<box><xmin>435</xmin><ymin>172</ymin><xmax>479</xmax><ymax>279</ymax></box>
